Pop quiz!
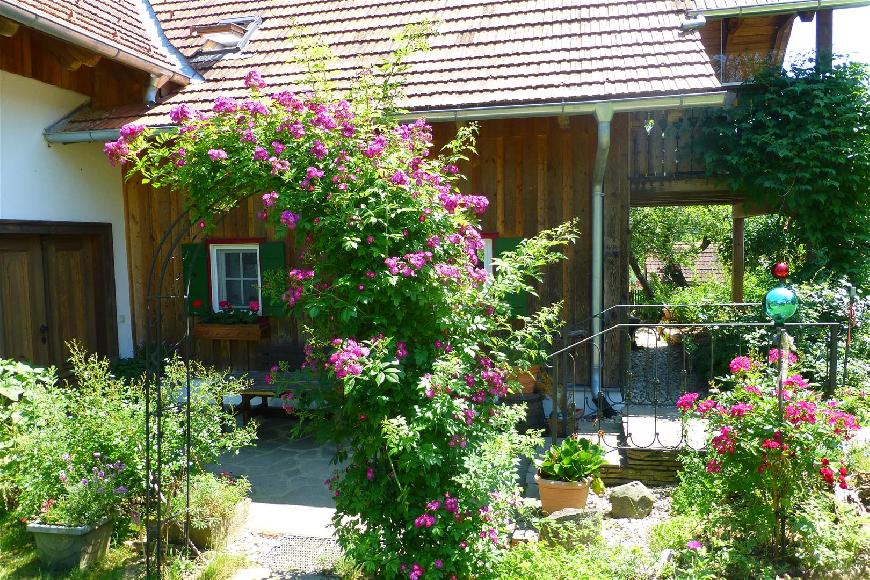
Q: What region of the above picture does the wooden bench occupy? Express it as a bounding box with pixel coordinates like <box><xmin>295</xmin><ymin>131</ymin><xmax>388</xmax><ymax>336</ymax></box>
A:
<box><xmin>234</xmin><ymin>369</ymin><xmax>333</xmax><ymax>424</ymax></box>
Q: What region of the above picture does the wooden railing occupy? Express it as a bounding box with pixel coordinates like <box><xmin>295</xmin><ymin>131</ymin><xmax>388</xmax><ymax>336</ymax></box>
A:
<box><xmin>629</xmin><ymin>108</ymin><xmax>716</xmax><ymax>180</ymax></box>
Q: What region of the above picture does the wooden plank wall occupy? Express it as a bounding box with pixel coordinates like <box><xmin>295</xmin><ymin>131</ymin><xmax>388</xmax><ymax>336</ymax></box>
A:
<box><xmin>124</xmin><ymin>115</ymin><xmax>631</xmax><ymax>374</ymax></box>
<box><xmin>123</xmin><ymin>178</ymin><xmax>302</xmax><ymax>369</ymax></box>
<box><xmin>0</xmin><ymin>25</ymin><xmax>148</xmax><ymax>107</ymax></box>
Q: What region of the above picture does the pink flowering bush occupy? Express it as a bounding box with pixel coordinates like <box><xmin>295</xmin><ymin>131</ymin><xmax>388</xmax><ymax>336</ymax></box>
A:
<box><xmin>111</xmin><ymin>30</ymin><xmax>575</xmax><ymax>577</ymax></box>
<box><xmin>675</xmin><ymin>350</ymin><xmax>861</xmax><ymax>564</ymax></box>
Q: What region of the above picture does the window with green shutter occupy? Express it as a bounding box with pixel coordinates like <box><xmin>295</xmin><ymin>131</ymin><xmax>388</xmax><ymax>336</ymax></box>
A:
<box><xmin>181</xmin><ymin>240</ymin><xmax>286</xmax><ymax>317</ymax></box>
<box><xmin>491</xmin><ymin>237</ymin><xmax>527</xmax><ymax>317</ymax></box>
<box><xmin>258</xmin><ymin>241</ymin><xmax>286</xmax><ymax>317</ymax></box>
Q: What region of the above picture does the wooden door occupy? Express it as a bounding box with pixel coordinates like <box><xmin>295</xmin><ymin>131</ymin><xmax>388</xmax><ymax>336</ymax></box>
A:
<box><xmin>0</xmin><ymin>237</ymin><xmax>50</xmax><ymax>365</ymax></box>
<box><xmin>42</xmin><ymin>236</ymin><xmax>101</xmax><ymax>365</ymax></box>
<box><xmin>0</xmin><ymin>234</ymin><xmax>105</xmax><ymax>370</ymax></box>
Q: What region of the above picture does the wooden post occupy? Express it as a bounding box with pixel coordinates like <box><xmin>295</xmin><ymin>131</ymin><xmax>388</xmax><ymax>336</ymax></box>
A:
<box><xmin>816</xmin><ymin>9</ymin><xmax>833</xmax><ymax>71</ymax></box>
<box><xmin>731</xmin><ymin>208</ymin><xmax>745</xmax><ymax>302</ymax></box>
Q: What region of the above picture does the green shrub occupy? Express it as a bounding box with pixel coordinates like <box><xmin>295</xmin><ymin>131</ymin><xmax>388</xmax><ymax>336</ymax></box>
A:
<box><xmin>494</xmin><ymin>540</ymin><xmax>655</xmax><ymax>580</ymax></box>
<box><xmin>1</xmin><ymin>343</ymin><xmax>256</xmax><ymax>537</ymax></box>
<box><xmin>649</xmin><ymin>515</ymin><xmax>701</xmax><ymax>554</ymax></box>
<box><xmin>170</xmin><ymin>472</ymin><xmax>251</xmax><ymax>531</ymax></box>
<box><xmin>670</xmin><ymin>346</ymin><xmax>866</xmax><ymax>576</ymax></box>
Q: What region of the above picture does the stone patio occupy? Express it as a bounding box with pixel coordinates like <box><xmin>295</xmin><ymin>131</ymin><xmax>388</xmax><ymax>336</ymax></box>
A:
<box><xmin>212</xmin><ymin>411</ymin><xmax>343</xmax><ymax>578</ymax></box>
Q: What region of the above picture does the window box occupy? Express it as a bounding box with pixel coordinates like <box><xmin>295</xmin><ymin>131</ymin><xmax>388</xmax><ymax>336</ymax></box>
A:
<box><xmin>192</xmin><ymin>318</ymin><xmax>270</xmax><ymax>341</ymax></box>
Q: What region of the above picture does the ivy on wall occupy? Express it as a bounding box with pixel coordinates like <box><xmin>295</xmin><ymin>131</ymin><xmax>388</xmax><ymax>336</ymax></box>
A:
<box><xmin>703</xmin><ymin>63</ymin><xmax>870</xmax><ymax>286</ymax></box>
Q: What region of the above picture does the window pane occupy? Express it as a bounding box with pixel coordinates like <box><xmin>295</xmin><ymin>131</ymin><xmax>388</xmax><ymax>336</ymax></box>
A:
<box><xmin>242</xmin><ymin>280</ymin><xmax>259</xmax><ymax>304</ymax></box>
<box><xmin>242</xmin><ymin>251</ymin><xmax>258</xmax><ymax>278</ymax></box>
<box><xmin>225</xmin><ymin>279</ymin><xmax>243</xmax><ymax>306</ymax></box>
<box><xmin>223</xmin><ymin>250</ymin><xmax>241</xmax><ymax>278</ymax></box>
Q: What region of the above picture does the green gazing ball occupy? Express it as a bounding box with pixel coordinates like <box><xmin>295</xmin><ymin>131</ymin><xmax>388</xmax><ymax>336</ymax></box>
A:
<box><xmin>764</xmin><ymin>286</ymin><xmax>799</xmax><ymax>323</ymax></box>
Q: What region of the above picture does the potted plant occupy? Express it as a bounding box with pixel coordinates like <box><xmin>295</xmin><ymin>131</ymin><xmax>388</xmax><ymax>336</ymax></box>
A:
<box><xmin>193</xmin><ymin>300</ymin><xmax>270</xmax><ymax>341</ymax></box>
<box><xmin>169</xmin><ymin>472</ymin><xmax>251</xmax><ymax>550</ymax></box>
<box><xmin>25</xmin><ymin>453</ymin><xmax>129</xmax><ymax>571</ymax></box>
<box><xmin>534</xmin><ymin>435</ymin><xmax>606</xmax><ymax>514</ymax></box>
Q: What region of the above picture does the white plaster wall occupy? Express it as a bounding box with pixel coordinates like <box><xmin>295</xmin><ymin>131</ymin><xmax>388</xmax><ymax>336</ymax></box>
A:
<box><xmin>0</xmin><ymin>70</ymin><xmax>134</xmax><ymax>357</ymax></box>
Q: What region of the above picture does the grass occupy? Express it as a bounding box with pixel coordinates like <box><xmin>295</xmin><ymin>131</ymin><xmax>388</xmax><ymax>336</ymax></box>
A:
<box><xmin>195</xmin><ymin>553</ymin><xmax>249</xmax><ymax>580</ymax></box>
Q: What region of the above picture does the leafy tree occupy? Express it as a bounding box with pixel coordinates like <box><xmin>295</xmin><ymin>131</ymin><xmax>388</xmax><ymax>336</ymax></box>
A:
<box><xmin>703</xmin><ymin>63</ymin><xmax>870</xmax><ymax>286</ymax></box>
<box><xmin>629</xmin><ymin>205</ymin><xmax>731</xmax><ymax>296</ymax></box>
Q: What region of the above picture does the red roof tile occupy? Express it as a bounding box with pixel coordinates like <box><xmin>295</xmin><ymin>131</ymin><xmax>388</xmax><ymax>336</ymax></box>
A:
<box><xmin>49</xmin><ymin>0</ymin><xmax>842</xmax><ymax>134</ymax></box>
<box><xmin>3</xmin><ymin>0</ymin><xmax>182</xmax><ymax>72</ymax></box>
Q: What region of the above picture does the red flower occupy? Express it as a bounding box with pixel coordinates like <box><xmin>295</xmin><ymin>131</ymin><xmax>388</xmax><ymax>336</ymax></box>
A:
<box><xmin>219</xmin><ymin>300</ymin><xmax>232</xmax><ymax>310</ymax></box>
<box><xmin>192</xmin><ymin>298</ymin><xmax>203</xmax><ymax>309</ymax></box>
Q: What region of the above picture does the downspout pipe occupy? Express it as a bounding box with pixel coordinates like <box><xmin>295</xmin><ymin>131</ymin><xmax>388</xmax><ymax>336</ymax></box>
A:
<box><xmin>0</xmin><ymin>1</ymin><xmax>192</xmax><ymax>85</ymax></box>
<box><xmin>590</xmin><ymin>104</ymin><xmax>614</xmax><ymax>398</ymax></box>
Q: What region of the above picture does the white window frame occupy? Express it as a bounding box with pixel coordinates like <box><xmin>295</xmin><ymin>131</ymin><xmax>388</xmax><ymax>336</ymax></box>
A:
<box><xmin>208</xmin><ymin>243</ymin><xmax>261</xmax><ymax>313</ymax></box>
<box><xmin>482</xmin><ymin>238</ymin><xmax>495</xmax><ymax>278</ymax></box>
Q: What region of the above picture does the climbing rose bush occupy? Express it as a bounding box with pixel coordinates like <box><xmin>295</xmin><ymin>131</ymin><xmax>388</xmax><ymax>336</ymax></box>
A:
<box><xmin>677</xmin><ymin>349</ymin><xmax>860</xmax><ymax>552</ymax></box>
<box><xmin>110</xmin><ymin>33</ymin><xmax>576</xmax><ymax>577</ymax></box>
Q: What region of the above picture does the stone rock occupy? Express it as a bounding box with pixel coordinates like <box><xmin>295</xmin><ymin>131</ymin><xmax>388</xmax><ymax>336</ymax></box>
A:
<box><xmin>609</xmin><ymin>481</ymin><xmax>655</xmax><ymax>519</ymax></box>
<box><xmin>538</xmin><ymin>508</ymin><xmax>602</xmax><ymax>548</ymax></box>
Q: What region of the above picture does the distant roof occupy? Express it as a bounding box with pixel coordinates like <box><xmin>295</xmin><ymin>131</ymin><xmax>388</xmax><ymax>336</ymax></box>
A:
<box><xmin>46</xmin><ymin>0</ymin><xmax>858</xmax><ymax>137</ymax></box>
<box><xmin>645</xmin><ymin>244</ymin><xmax>725</xmax><ymax>284</ymax></box>
<box><xmin>0</xmin><ymin>0</ymin><xmax>187</xmax><ymax>76</ymax></box>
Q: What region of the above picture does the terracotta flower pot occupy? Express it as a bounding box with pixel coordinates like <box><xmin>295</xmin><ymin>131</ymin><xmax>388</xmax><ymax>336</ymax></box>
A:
<box><xmin>535</xmin><ymin>474</ymin><xmax>591</xmax><ymax>515</ymax></box>
<box><xmin>509</xmin><ymin>365</ymin><xmax>540</xmax><ymax>394</ymax></box>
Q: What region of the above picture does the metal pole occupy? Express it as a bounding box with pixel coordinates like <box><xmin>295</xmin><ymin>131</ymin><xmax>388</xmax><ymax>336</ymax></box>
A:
<box><xmin>827</xmin><ymin>324</ymin><xmax>839</xmax><ymax>397</ymax></box>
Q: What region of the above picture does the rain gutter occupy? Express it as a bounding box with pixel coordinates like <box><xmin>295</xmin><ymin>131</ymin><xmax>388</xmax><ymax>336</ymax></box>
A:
<box><xmin>45</xmin><ymin>91</ymin><xmax>727</xmax><ymax>143</ymax></box>
<box><xmin>0</xmin><ymin>1</ymin><xmax>194</xmax><ymax>85</ymax></box>
<box><xmin>589</xmin><ymin>104</ymin><xmax>613</xmax><ymax>399</ymax></box>
<box><xmin>687</xmin><ymin>0</ymin><xmax>870</xmax><ymax>18</ymax></box>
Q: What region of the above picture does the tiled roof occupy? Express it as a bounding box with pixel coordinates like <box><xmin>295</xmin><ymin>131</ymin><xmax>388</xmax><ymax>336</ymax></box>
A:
<box><xmin>49</xmin><ymin>0</ymin><xmax>830</xmax><ymax>134</ymax></box>
<box><xmin>645</xmin><ymin>244</ymin><xmax>724</xmax><ymax>283</ymax></box>
<box><xmin>2</xmin><ymin>0</ymin><xmax>180</xmax><ymax>72</ymax></box>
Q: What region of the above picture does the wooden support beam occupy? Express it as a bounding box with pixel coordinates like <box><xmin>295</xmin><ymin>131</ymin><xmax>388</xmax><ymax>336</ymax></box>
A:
<box><xmin>731</xmin><ymin>211</ymin><xmax>745</xmax><ymax>302</ymax></box>
<box><xmin>816</xmin><ymin>9</ymin><xmax>833</xmax><ymax>71</ymax></box>
<box><xmin>0</xmin><ymin>16</ymin><xmax>19</xmax><ymax>37</ymax></box>
<box><xmin>43</xmin><ymin>36</ymin><xmax>102</xmax><ymax>71</ymax></box>
<box><xmin>772</xmin><ymin>15</ymin><xmax>795</xmax><ymax>66</ymax></box>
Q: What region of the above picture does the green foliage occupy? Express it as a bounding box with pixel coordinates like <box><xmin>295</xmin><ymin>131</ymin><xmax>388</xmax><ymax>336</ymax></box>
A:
<box><xmin>535</xmin><ymin>436</ymin><xmax>605</xmax><ymax>483</ymax></box>
<box><xmin>648</xmin><ymin>514</ymin><xmax>702</xmax><ymax>554</ymax></box>
<box><xmin>170</xmin><ymin>472</ymin><xmax>250</xmax><ymax>531</ymax></box>
<box><xmin>672</xmin><ymin>346</ymin><xmax>864</xmax><ymax>575</ymax></box>
<box><xmin>493</xmin><ymin>540</ymin><xmax>655</xmax><ymax>580</ymax></box>
<box><xmin>630</xmin><ymin>205</ymin><xmax>731</xmax><ymax>284</ymax></box>
<box><xmin>1</xmin><ymin>343</ymin><xmax>255</xmax><ymax>537</ymax></box>
<box><xmin>703</xmin><ymin>63</ymin><xmax>870</xmax><ymax>285</ymax></box>
<box><xmin>195</xmin><ymin>552</ymin><xmax>250</xmax><ymax>580</ymax></box>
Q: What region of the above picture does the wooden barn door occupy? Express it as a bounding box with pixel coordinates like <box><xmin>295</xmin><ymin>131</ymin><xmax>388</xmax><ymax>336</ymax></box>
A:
<box><xmin>0</xmin><ymin>237</ymin><xmax>51</xmax><ymax>365</ymax></box>
<box><xmin>0</xmin><ymin>229</ymin><xmax>111</xmax><ymax>371</ymax></box>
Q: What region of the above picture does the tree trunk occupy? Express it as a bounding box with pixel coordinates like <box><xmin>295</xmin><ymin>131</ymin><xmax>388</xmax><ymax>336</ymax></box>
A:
<box><xmin>629</xmin><ymin>252</ymin><xmax>655</xmax><ymax>300</ymax></box>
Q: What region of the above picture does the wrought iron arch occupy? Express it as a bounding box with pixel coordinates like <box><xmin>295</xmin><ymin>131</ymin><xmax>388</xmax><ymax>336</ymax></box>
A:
<box><xmin>143</xmin><ymin>199</ymin><xmax>237</xmax><ymax>577</ymax></box>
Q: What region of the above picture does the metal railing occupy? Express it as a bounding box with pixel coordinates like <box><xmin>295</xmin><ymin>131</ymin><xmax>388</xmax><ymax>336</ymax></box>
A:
<box><xmin>546</xmin><ymin>307</ymin><xmax>845</xmax><ymax>449</ymax></box>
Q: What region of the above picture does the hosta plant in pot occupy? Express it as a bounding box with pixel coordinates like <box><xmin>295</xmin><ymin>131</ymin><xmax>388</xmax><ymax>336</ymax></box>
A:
<box><xmin>25</xmin><ymin>453</ymin><xmax>129</xmax><ymax>571</ymax></box>
<box><xmin>535</xmin><ymin>435</ymin><xmax>606</xmax><ymax>514</ymax></box>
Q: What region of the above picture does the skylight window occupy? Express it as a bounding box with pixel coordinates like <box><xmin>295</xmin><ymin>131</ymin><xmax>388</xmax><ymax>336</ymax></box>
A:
<box><xmin>191</xmin><ymin>16</ymin><xmax>261</xmax><ymax>54</ymax></box>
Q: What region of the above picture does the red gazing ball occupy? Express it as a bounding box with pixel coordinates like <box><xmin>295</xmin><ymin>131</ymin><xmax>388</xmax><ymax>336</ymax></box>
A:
<box><xmin>771</xmin><ymin>262</ymin><xmax>789</xmax><ymax>279</ymax></box>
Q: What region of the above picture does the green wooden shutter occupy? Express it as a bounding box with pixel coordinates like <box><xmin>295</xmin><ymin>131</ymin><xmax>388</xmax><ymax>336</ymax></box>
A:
<box><xmin>259</xmin><ymin>241</ymin><xmax>287</xmax><ymax>317</ymax></box>
<box><xmin>493</xmin><ymin>237</ymin><xmax>527</xmax><ymax>316</ymax></box>
<box><xmin>181</xmin><ymin>243</ymin><xmax>209</xmax><ymax>315</ymax></box>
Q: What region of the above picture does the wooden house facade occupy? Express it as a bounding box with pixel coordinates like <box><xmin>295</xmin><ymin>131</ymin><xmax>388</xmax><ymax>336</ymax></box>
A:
<box><xmin>0</xmin><ymin>0</ymin><xmax>854</xmax><ymax>384</ymax></box>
